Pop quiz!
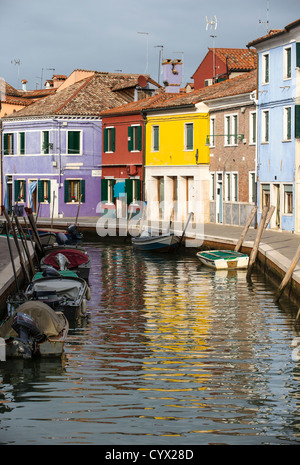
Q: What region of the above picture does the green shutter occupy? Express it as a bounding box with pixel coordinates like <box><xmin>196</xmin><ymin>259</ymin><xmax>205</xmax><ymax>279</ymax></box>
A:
<box><xmin>103</xmin><ymin>128</ymin><xmax>108</xmax><ymax>152</ymax></box>
<box><xmin>101</xmin><ymin>179</ymin><xmax>108</xmax><ymax>203</ymax></box>
<box><xmin>43</xmin><ymin>131</ymin><xmax>49</xmax><ymax>154</ymax></box>
<box><xmin>14</xmin><ymin>180</ymin><xmax>20</xmax><ymax>202</ymax></box>
<box><xmin>296</xmin><ymin>43</ymin><xmax>300</xmax><ymax>68</ymax></box>
<box><xmin>111</xmin><ymin>127</ymin><xmax>115</xmax><ymax>152</ymax></box>
<box><xmin>79</xmin><ymin>180</ymin><xmax>85</xmax><ymax>203</ymax></box>
<box><xmin>38</xmin><ymin>180</ymin><xmax>44</xmax><ymax>202</ymax></box>
<box><xmin>153</xmin><ymin>126</ymin><xmax>159</xmax><ymax>151</ymax></box>
<box><xmin>128</xmin><ymin>126</ymin><xmax>133</xmax><ymax>151</ymax></box>
<box><xmin>20</xmin><ymin>132</ymin><xmax>25</xmax><ymax>154</ymax></box>
<box><xmin>64</xmin><ymin>180</ymin><xmax>71</xmax><ymax>203</ymax></box>
<box><xmin>47</xmin><ymin>181</ymin><xmax>51</xmax><ymax>203</ymax></box>
<box><xmin>125</xmin><ymin>179</ymin><xmax>133</xmax><ymax>205</ymax></box>
<box><xmin>137</xmin><ymin>126</ymin><xmax>142</xmax><ymax>151</ymax></box>
<box><xmin>68</xmin><ymin>131</ymin><xmax>80</xmax><ymax>154</ymax></box>
<box><xmin>186</xmin><ymin>123</ymin><xmax>193</xmax><ymax>150</ymax></box>
<box><xmin>3</xmin><ymin>134</ymin><xmax>8</xmax><ymax>155</ymax></box>
<box><xmin>295</xmin><ymin>105</ymin><xmax>300</xmax><ymax>139</ymax></box>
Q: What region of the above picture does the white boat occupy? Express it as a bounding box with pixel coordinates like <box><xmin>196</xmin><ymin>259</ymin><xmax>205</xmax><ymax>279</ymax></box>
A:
<box><xmin>132</xmin><ymin>231</ymin><xmax>180</xmax><ymax>252</ymax></box>
<box><xmin>196</xmin><ymin>250</ymin><xmax>249</xmax><ymax>270</ymax></box>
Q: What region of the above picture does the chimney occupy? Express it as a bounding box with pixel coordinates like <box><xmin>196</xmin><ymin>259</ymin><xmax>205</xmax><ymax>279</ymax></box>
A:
<box><xmin>21</xmin><ymin>79</ymin><xmax>28</xmax><ymax>91</ymax></box>
<box><xmin>162</xmin><ymin>59</ymin><xmax>183</xmax><ymax>93</ymax></box>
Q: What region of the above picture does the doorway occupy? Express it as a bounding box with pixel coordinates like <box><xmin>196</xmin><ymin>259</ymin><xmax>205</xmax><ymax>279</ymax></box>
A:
<box><xmin>274</xmin><ymin>184</ymin><xmax>281</xmax><ymax>228</ymax></box>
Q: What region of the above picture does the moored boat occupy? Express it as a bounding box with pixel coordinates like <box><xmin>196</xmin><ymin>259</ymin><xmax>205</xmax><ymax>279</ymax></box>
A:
<box><xmin>0</xmin><ymin>301</ymin><xmax>68</xmax><ymax>359</ymax></box>
<box><xmin>40</xmin><ymin>248</ymin><xmax>91</xmax><ymax>281</ymax></box>
<box><xmin>132</xmin><ymin>231</ymin><xmax>180</xmax><ymax>252</ymax></box>
<box><xmin>196</xmin><ymin>250</ymin><xmax>249</xmax><ymax>270</ymax></box>
<box><xmin>24</xmin><ymin>267</ymin><xmax>90</xmax><ymax>321</ymax></box>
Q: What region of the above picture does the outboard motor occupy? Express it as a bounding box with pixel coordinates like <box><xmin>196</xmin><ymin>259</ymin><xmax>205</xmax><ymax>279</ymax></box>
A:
<box><xmin>56</xmin><ymin>232</ymin><xmax>69</xmax><ymax>245</ymax></box>
<box><xmin>12</xmin><ymin>312</ymin><xmax>44</xmax><ymax>358</ymax></box>
<box><xmin>67</xmin><ymin>224</ymin><xmax>83</xmax><ymax>243</ymax></box>
<box><xmin>42</xmin><ymin>266</ymin><xmax>61</xmax><ymax>278</ymax></box>
<box><xmin>55</xmin><ymin>253</ymin><xmax>71</xmax><ymax>271</ymax></box>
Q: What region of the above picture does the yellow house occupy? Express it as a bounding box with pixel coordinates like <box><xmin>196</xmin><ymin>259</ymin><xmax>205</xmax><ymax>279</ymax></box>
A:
<box><xmin>144</xmin><ymin>94</ymin><xmax>210</xmax><ymax>226</ymax></box>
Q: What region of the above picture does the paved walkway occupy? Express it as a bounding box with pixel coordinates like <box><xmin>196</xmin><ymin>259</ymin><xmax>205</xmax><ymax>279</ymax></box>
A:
<box><xmin>0</xmin><ymin>217</ymin><xmax>299</xmax><ymax>305</ymax></box>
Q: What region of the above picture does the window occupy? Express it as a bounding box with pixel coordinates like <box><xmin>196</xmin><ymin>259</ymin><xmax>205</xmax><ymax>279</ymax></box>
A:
<box><xmin>38</xmin><ymin>180</ymin><xmax>51</xmax><ymax>203</ymax></box>
<box><xmin>184</xmin><ymin>123</ymin><xmax>193</xmax><ymax>150</ymax></box>
<box><xmin>3</xmin><ymin>133</ymin><xmax>14</xmax><ymax>155</ymax></box>
<box><xmin>64</xmin><ymin>179</ymin><xmax>85</xmax><ymax>203</ymax></box>
<box><xmin>210</xmin><ymin>173</ymin><xmax>215</xmax><ymax>200</ymax></box>
<box><xmin>225</xmin><ymin>173</ymin><xmax>231</xmax><ymax>201</ymax></box>
<box><xmin>262</xmin><ymin>53</ymin><xmax>269</xmax><ymax>84</ymax></box>
<box><xmin>103</xmin><ymin>127</ymin><xmax>115</xmax><ymax>152</ymax></box>
<box><xmin>249</xmin><ymin>111</ymin><xmax>257</xmax><ymax>144</ymax></box>
<box><xmin>101</xmin><ymin>178</ymin><xmax>115</xmax><ymax>203</ymax></box>
<box><xmin>284</xmin><ymin>47</ymin><xmax>292</xmax><ymax>79</ymax></box>
<box><xmin>261</xmin><ymin>183</ymin><xmax>270</xmax><ymax>209</ymax></box>
<box><xmin>297</xmin><ymin>43</ymin><xmax>300</xmax><ymax>68</ymax></box>
<box><xmin>224</xmin><ymin>114</ymin><xmax>238</xmax><ymax>146</ymax></box>
<box><xmin>210</xmin><ymin>117</ymin><xmax>215</xmax><ymax>147</ymax></box>
<box><xmin>249</xmin><ymin>172</ymin><xmax>257</xmax><ymax>203</ymax></box>
<box><xmin>232</xmin><ymin>173</ymin><xmax>238</xmax><ymax>202</ymax></box>
<box><xmin>128</xmin><ymin>125</ymin><xmax>142</xmax><ymax>152</ymax></box>
<box><xmin>296</xmin><ymin>105</ymin><xmax>300</xmax><ymax>139</ymax></box>
<box><xmin>14</xmin><ymin>179</ymin><xmax>26</xmax><ymax>202</ymax></box>
<box><xmin>18</xmin><ymin>132</ymin><xmax>25</xmax><ymax>155</ymax></box>
<box><xmin>126</xmin><ymin>179</ymin><xmax>141</xmax><ymax>204</ymax></box>
<box><xmin>262</xmin><ymin>110</ymin><xmax>269</xmax><ymax>143</ymax></box>
<box><xmin>42</xmin><ymin>131</ymin><xmax>50</xmax><ymax>154</ymax></box>
<box><xmin>152</xmin><ymin>125</ymin><xmax>159</xmax><ymax>151</ymax></box>
<box><xmin>283</xmin><ymin>106</ymin><xmax>292</xmax><ymax>141</ymax></box>
<box><xmin>284</xmin><ymin>184</ymin><xmax>293</xmax><ymax>214</ymax></box>
<box><xmin>67</xmin><ymin>131</ymin><xmax>81</xmax><ymax>154</ymax></box>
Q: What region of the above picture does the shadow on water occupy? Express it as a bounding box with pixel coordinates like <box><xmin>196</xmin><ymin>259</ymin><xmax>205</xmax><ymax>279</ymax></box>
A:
<box><xmin>1</xmin><ymin>240</ymin><xmax>300</xmax><ymax>445</ymax></box>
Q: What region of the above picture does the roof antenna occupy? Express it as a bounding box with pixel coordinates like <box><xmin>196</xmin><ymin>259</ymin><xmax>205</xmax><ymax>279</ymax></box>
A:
<box><xmin>206</xmin><ymin>16</ymin><xmax>217</xmax><ymax>84</ymax></box>
<box><xmin>259</xmin><ymin>0</ymin><xmax>270</xmax><ymax>34</ymax></box>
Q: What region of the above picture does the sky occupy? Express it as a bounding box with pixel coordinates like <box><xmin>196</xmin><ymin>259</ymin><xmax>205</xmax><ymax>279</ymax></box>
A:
<box><xmin>1</xmin><ymin>0</ymin><xmax>299</xmax><ymax>91</ymax></box>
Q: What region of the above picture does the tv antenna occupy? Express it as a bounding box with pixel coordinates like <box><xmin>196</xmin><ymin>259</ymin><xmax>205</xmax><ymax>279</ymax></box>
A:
<box><xmin>259</xmin><ymin>0</ymin><xmax>270</xmax><ymax>34</ymax></box>
<box><xmin>206</xmin><ymin>16</ymin><xmax>217</xmax><ymax>31</ymax></box>
<box><xmin>11</xmin><ymin>58</ymin><xmax>21</xmax><ymax>88</ymax></box>
<box><xmin>206</xmin><ymin>16</ymin><xmax>217</xmax><ymax>84</ymax></box>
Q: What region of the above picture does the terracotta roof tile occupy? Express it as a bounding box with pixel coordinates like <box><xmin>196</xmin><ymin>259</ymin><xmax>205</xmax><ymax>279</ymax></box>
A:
<box><xmin>142</xmin><ymin>71</ymin><xmax>257</xmax><ymax>111</ymax></box>
<box><xmin>208</xmin><ymin>48</ymin><xmax>257</xmax><ymax>71</ymax></box>
<box><xmin>2</xmin><ymin>72</ymin><xmax>160</xmax><ymax>119</ymax></box>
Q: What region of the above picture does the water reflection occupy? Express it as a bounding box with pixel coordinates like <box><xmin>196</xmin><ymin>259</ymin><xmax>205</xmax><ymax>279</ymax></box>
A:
<box><xmin>1</xmin><ymin>242</ymin><xmax>300</xmax><ymax>445</ymax></box>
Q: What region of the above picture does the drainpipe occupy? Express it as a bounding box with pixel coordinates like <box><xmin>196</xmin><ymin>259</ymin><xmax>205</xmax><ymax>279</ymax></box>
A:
<box><xmin>141</xmin><ymin>111</ymin><xmax>147</xmax><ymax>203</ymax></box>
<box><xmin>0</xmin><ymin>120</ymin><xmax>2</xmax><ymax>207</ymax></box>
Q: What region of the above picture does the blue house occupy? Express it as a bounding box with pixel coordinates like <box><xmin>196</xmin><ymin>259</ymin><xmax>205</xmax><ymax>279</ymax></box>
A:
<box><xmin>248</xmin><ymin>19</ymin><xmax>300</xmax><ymax>233</ymax></box>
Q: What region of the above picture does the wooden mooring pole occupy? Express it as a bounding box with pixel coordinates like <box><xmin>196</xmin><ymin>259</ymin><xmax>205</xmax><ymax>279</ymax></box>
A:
<box><xmin>274</xmin><ymin>243</ymin><xmax>300</xmax><ymax>303</ymax></box>
<box><xmin>234</xmin><ymin>206</ymin><xmax>257</xmax><ymax>253</ymax></box>
<box><xmin>246</xmin><ymin>205</ymin><xmax>269</xmax><ymax>280</ymax></box>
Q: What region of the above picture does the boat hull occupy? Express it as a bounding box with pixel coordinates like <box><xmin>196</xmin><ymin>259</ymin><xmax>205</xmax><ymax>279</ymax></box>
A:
<box><xmin>132</xmin><ymin>233</ymin><xmax>180</xmax><ymax>252</ymax></box>
<box><xmin>196</xmin><ymin>250</ymin><xmax>249</xmax><ymax>270</ymax></box>
<box><xmin>40</xmin><ymin>247</ymin><xmax>91</xmax><ymax>281</ymax></box>
<box><xmin>1</xmin><ymin>301</ymin><xmax>69</xmax><ymax>358</ymax></box>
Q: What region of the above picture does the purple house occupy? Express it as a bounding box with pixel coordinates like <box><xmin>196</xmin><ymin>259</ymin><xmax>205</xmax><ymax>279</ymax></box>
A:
<box><xmin>1</xmin><ymin>70</ymin><xmax>160</xmax><ymax>218</ymax></box>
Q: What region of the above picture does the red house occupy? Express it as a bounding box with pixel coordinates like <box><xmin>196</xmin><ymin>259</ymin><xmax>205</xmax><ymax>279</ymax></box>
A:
<box><xmin>100</xmin><ymin>93</ymin><xmax>173</xmax><ymax>218</ymax></box>
<box><xmin>192</xmin><ymin>48</ymin><xmax>257</xmax><ymax>90</ymax></box>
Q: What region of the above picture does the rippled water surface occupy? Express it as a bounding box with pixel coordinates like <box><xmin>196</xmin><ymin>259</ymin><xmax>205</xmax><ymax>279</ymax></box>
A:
<box><xmin>1</xmin><ymin>241</ymin><xmax>300</xmax><ymax>445</ymax></box>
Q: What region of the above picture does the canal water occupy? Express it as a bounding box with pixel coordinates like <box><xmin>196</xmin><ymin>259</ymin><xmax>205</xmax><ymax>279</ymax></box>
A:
<box><xmin>0</xmin><ymin>240</ymin><xmax>300</xmax><ymax>445</ymax></box>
